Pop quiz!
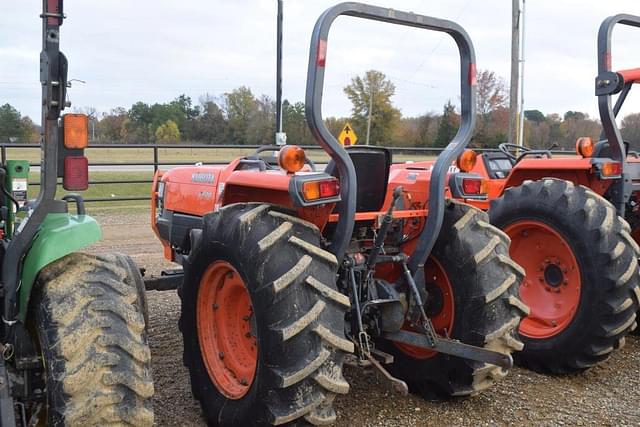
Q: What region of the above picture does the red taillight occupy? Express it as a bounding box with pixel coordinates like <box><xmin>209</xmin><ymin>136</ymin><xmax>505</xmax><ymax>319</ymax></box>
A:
<box><xmin>319</xmin><ymin>179</ymin><xmax>340</xmax><ymax>198</ymax></box>
<box><xmin>63</xmin><ymin>156</ymin><xmax>89</xmax><ymax>191</ymax></box>
<box><xmin>462</xmin><ymin>178</ymin><xmax>481</xmax><ymax>194</ymax></box>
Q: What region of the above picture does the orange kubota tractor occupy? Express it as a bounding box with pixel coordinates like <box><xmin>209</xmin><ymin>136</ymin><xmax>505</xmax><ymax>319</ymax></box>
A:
<box><xmin>149</xmin><ymin>3</ymin><xmax>527</xmax><ymax>425</ymax></box>
<box><xmin>430</xmin><ymin>14</ymin><xmax>640</xmax><ymax>374</ymax></box>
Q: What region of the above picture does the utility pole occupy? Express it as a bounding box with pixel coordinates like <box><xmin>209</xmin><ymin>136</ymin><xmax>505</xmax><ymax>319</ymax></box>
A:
<box><xmin>508</xmin><ymin>0</ymin><xmax>521</xmax><ymax>146</ymax></box>
<box><xmin>275</xmin><ymin>0</ymin><xmax>286</xmax><ymax>145</ymax></box>
<box><xmin>518</xmin><ymin>0</ymin><xmax>527</xmax><ymax>148</ymax></box>
<box><xmin>365</xmin><ymin>86</ymin><xmax>373</xmax><ymax>145</ymax></box>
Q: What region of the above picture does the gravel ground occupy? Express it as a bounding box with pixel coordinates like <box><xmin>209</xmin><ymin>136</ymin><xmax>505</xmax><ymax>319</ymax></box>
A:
<box><xmin>91</xmin><ymin>211</ymin><xmax>640</xmax><ymax>426</ymax></box>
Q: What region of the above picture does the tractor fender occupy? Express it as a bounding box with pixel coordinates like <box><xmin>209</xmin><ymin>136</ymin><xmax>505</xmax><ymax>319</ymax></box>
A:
<box><xmin>501</xmin><ymin>157</ymin><xmax>612</xmax><ymax>196</ymax></box>
<box><xmin>17</xmin><ymin>213</ymin><xmax>102</xmax><ymax>322</ymax></box>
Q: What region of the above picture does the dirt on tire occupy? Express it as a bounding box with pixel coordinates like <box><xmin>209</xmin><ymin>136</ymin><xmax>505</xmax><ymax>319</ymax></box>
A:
<box><xmin>35</xmin><ymin>252</ymin><xmax>154</xmax><ymax>425</ymax></box>
<box><xmin>91</xmin><ymin>210</ymin><xmax>640</xmax><ymax>426</ymax></box>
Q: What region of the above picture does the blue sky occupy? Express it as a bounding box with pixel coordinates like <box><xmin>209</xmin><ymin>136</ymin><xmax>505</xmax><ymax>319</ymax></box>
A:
<box><xmin>2</xmin><ymin>1</ymin><xmax>639</xmax><ymax>123</ymax></box>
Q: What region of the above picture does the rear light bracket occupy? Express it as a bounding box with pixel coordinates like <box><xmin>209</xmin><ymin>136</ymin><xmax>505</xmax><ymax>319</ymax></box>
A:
<box><xmin>591</xmin><ymin>158</ymin><xmax>623</xmax><ymax>180</ymax></box>
<box><xmin>448</xmin><ymin>172</ymin><xmax>487</xmax><ymax>200</ymax></box>
<box><xmin>289</xmin><ymin>172</ymin><xmax>341</xmax><ymax>207</ymax></box>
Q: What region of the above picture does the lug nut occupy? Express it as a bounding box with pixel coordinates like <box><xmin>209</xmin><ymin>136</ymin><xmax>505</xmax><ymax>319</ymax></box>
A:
<box><xmin>212</xmin><ymin>303</ymin><xmax>219</xmax><ymax>310</ymax></box>
<box><xmin>219</xmin><ymin>352</ymin><xmax>224</xmax><ymax>360</ymax></box>
<box><xmin>239</xmin><ymin>378</ymin><xmax>248</xmax><ymax>386</ymax></box>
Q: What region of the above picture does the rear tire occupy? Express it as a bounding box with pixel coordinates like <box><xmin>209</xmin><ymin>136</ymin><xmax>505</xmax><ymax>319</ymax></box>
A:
<box><xmin>379</xmin><ymin>200</ymin><xmax>527</xmax><ymax>398</ymax></box>
<box><xmin>180</xmin><ymin>203</ymin><xmax>352</xmax><ymax>426</ymax></box>
<box><xmin>490</xmin><ymin>178</ymin><xmax>640</xmax><ymax>373</ymax></box>
<box><xmin>113</xmin><ymin>253</ymin><xmax>149</xmax><ymax>329</ymax></box>
<box><xmin>34</xmin><ymin>252</ymin><xmax>154</xmax><ymax>426</ymax></box>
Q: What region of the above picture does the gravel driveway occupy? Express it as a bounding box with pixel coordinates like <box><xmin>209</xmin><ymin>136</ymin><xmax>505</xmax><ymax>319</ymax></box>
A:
<box><xmin>92</xmin><ymin>211</ymin><xmax>640</xmax><ymax>426</ymax></box>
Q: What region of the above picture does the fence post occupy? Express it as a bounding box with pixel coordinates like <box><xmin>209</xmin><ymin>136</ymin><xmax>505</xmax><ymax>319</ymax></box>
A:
<box><xmin>1</xmin><ymin>146</ymin><xmax>5</xmax><ymax>165</ymax></box>
<box><xmin>153</xmin><ymin>145</ymin><xmax>159</xmax><ymax>172</ymax></box>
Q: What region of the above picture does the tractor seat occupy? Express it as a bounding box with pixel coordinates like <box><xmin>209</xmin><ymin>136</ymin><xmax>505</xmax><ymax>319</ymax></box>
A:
<box><xmin>482</xmin><ymin>152</ymin><xmax>514</xmax><ymax>179</ymax></box>
<box><xmin>325</xmin><ymin>146</ymin><xmax>391</xmax><ymax>212</ymax></box>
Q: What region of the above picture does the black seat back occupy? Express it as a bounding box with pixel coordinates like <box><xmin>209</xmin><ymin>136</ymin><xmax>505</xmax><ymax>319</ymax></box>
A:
<box><xmin>325</xmin><ymin>146</ymin><xmax>391</xmax><ymax>212</ymax></box>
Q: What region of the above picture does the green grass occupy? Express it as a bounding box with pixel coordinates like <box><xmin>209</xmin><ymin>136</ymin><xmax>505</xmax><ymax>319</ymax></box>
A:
<box><xmin>28</xmin><ymin>171</ymin><xmax>153</xmax><ymax>213</ymax></box>
<box><xmin>6</xmin><ymin>145</ymin><xmax>435</xmax><ymax>165</ymax></box>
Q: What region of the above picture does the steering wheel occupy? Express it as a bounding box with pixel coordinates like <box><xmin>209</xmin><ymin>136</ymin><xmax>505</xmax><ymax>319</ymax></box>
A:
<box><xmin>248</xmin><ymin>145</ymin><xmax>317</xmax><ymax>171</ymax></box>
<box><xmin>498</xmin><ymin>143</ymin><xmax>533</xmax><ymax>163</ymax></box>
<box><xmin>498</xmin><ymin>143</ymin><xmax>553</xmax><ymax>164</ymax></box>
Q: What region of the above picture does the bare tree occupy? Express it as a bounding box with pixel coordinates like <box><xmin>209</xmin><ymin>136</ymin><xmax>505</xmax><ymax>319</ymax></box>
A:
<box><xmin>621</xmin><ymin>113</ymin><xmax>640</xmax><ymax>151</ymax></box>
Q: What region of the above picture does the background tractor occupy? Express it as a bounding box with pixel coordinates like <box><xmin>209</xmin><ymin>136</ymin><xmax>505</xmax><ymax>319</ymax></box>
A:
<box><xmin>150</xmin><ymin>3</ymin><xmax>527</xmax><ymax>425</ymax></box>
<box><xmin>431</xmin><ymin>14</ymin><xmax>640</xmax><ymax>374</ymax></box>
<box><xmin>0</xmin><ymin>1</ymin><xmax>154</xmax><ymax>425</ymax></box>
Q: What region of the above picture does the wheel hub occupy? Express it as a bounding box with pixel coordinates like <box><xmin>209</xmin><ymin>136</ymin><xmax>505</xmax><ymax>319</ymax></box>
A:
<box><xmin>395</xmin><ymin>256</ymin><xmax>454</xmax><ymax>359</ymax></box>
<box><xmin>197</xmin><ymin>261</ymin><xmax>257</xmax><ymax>399</ymax></box>
<box><xmin>504</xmin><ymin>220</ymin><xmax>582</xmax><ymax>339</ymax></box>
<box><xmin>424</xmin><ymin>281</ymin><xmax>445</xmax><ymax>318</ymax></box>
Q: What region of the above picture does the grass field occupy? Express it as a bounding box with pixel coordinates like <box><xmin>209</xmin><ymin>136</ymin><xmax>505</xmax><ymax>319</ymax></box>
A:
<box><xmin>27</xmin><ymin>171</ymin><xmax>152</xmax><ymax>212</ymax></box>
<box><xmin>5</xmin><ymin>145</ymin><xmax>435</xmax><ymax>165</ymax></box>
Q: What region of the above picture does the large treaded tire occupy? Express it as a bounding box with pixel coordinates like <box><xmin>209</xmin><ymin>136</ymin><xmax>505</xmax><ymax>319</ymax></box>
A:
<box><xmin>379</xmin><ymin>200</ymin><xmax>527</xmax><ymax>398</ymax></box>
<box><xmin>490</xmin><ymin>178</ymin><xmax>640</xmax><ymax>373</ymax></box>
<box><xmin>179</xmin><ymin>203</ymin><xmax>352</xmax><ymax>426</ymax></box>
<box><xmin>34</xmin><ymin>252</ymin><xmax>154</xmax><ymax>426</ymax></box>
<box><xmin>113</xmin><ymin>253</ymin><xmax>150</xmax><ymax>329</ymax></box>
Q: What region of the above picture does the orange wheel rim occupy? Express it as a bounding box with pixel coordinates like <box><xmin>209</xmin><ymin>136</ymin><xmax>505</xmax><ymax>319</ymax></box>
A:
<box><xmin>197</xmin><ymin>261</ymin><xmax>257</xmax><ymax>399</ymax></box>
<box><xmin>504</xmin><ymin>220</ymin><xmax>581</xmax><ymax>339</ymax></box>
<box><xmin>395</xmin><ymin>256</ymin><xmax>455</xmax><ymax>359</ymax></box>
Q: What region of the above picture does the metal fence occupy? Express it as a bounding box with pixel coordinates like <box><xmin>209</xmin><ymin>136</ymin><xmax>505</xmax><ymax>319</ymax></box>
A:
<box><xmin>0</xmin><ymin>142</ymin><xmax>575</xmax><ymax>204</ymax></box>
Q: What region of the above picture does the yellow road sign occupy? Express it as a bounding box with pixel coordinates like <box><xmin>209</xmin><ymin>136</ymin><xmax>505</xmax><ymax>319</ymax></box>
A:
<box><xmin>338</xmin><ymin>123</ymin><xmax>358</xmax><ymax>146</ymax></box>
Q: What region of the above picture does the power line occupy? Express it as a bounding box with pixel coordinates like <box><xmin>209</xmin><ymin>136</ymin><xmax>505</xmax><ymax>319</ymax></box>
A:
<box><xmin>402</xmin><ymin>0</ymin><xmax>473</xmax><ymax>84</ymax></box>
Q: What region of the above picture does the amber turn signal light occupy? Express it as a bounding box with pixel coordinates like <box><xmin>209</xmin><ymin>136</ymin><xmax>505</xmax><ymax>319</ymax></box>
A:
<box><xmin>600</xmin><ymin>162</ymin><xmax>622</xmax><ymax>178</ymax></box>
<box><xmin>456</xmin><ymin>149</ymin><xmax>477</xmax><ymax>172</ymax></box>
<box><xmin>575</xmin><ymin>137</ymin><xmax>594</xmax><ymax>158</ymax></box>
<box><xmin>63</xmin><ymin>114</ymin><xmax>89</xmax><ymax>149</ymax></box>
<box><xmin>278</xmin><ymin>145</ymin><xmax>306</xmax><ymax>173</ymax></box>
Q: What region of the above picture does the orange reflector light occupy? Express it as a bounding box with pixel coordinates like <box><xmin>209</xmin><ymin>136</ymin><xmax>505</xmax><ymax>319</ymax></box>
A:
<box><xmin>63</xmin><ymin>156</ymin><xmax>89</xmax><ymax>191</ymax></box>
<box><xmin>575</xmin><ymin>137</ymin><xmax>594</xmax><ymax>158</ymax></box>
<box><xmin>601</xmin><ymin>162</ymin><xmax>622</xmax><ymax>177</ymax></box>
<box><xmin>278</xmin><ymin>145</ymin><xmax>306</xmax><ymax>173</ymax></box>
<box><xmin>302</xmin><ymin>178</ymin><xmax>340</xmax><ymax>201</ymax></box>
<box><xmin>303</xmin><ymin>181</ymin><xmax>320</xmax><ymax>200</ymax></box>
<box><xmin>63</xmin><ymin>114</ymin><xmax>89</xmax><ymax>149</ymax></box>
<box><xmin>456</xmin><ymin>149</ymin><xmax>477</xmax><ymax>172</ymax></box>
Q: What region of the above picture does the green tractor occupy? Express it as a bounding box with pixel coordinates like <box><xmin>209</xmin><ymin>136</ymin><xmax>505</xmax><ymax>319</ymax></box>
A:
<box><xmin>0</xmin><ymin>1</ymin><xmax>153</xmax><ymax>425</ymax></box>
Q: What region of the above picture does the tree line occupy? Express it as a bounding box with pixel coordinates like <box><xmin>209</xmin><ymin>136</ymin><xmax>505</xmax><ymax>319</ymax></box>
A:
<box><xmin>2</xmin><ymin>69</ymin><xmax>640</xmax><ymax>151</ymax></box>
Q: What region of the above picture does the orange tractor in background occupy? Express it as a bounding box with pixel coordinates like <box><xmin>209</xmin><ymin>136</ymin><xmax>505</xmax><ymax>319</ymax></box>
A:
<box><xmin>149</xmin><ymin>3</ymin><xmax>527</xmax><ymax>425</ymax></box>
<box><xmin>431</xmin><ymin>14</ymin><xmax>640</xmax><ymax>374</ymax></box>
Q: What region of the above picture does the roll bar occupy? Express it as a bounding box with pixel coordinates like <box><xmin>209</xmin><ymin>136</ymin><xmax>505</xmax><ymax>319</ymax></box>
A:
<box><xmin>595</xmin><ymin>13</ymin><xmax>640</xmax><ymax>213</ymax></box>
<box><xmin>2</xmin><ymin>0</ymin><xmax>68</xmax><ymax>330</ymax></box>
<box><xmin>305</xmin><ymin>2</ymin><xmax>477</xmax><ymax>271</ymax></box>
